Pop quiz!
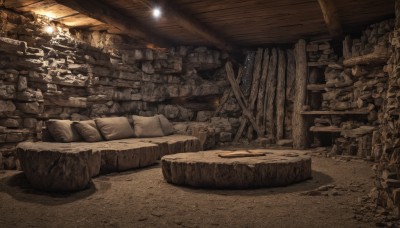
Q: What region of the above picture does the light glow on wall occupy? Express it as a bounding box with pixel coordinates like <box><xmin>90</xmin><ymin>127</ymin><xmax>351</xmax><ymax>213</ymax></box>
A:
<box><xmin>152</xmin><ymin>7</ymin><xmax>162</xmax><ymax>19</ymax></box>
<box><xmin>45</xmin><ymin>26</ymin><xmax>54</xmax><ymax>34</ymax></box>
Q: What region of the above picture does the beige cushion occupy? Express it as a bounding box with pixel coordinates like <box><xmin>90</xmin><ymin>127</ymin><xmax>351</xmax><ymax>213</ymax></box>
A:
<box><xmin>46</xmin><ymin>120</ymin><xmax>82</xmax><ymax>143</ymax></box>
<box><xmin>73</xmin><ymin>120</ymin><xmax>103</xmax><ymax>142</ymax></box>
<box><xmin>95</xmin><ymin>117</ymin><xmax>135</xmax><ymax>140</ymax></box>
<box><xmin>132</xmin><ymin>115</ymin><xmax>164</xmax><ymax>137</ymax></box>
<box><xmin>156</xmin><ymin>114</ymin><xmax>174</xmax><ymax>135</ymax></box>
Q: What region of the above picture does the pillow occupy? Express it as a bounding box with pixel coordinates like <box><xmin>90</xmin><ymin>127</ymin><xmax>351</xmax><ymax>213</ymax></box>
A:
<box><xmin>95</xmin><ymin>117</ymin><xmax>135</xmax><ymax>140</ymax></box>
<box><xmin>156</xmin><ymin>114</ymin><xmax>174</xmax><ymax>135</ymax></box>
<box><xmin>73</xmin><ymin>120</ymin><xmax>103</xmax><ymax>142</ymax></box>
<box><xmin>132</xmin><ymin>115</ymin><xmax>164</xmax><ymax>137</ymax></box>
<box><xmin>46</xmin><ymin>120</ymin><xmax>82</xmax><ymax>143</ymax></box>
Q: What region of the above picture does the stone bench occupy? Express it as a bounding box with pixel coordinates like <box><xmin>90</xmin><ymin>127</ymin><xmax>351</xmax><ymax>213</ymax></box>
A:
<box><xmin>16</xmin><ymin>135</ymin><xmax>201</xmax><ymax>192</ymax></box>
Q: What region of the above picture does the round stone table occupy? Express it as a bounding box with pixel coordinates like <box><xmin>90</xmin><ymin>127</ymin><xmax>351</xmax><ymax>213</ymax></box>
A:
<box><xmin>161</xmin><ymin>149</ymin><xmax>312</xmax><ymax>188</ymax></box>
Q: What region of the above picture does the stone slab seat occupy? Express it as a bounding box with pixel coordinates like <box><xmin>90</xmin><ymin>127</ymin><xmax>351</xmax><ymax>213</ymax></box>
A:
<box><xmin>16</xmin><ymin>135</ymin><xmax>201</xmax><ymax>192</ymax></box>
<box><xmin>162</xmin><ymin>149</ymin><xmax>312</xmax><ymax>189</ymax></box>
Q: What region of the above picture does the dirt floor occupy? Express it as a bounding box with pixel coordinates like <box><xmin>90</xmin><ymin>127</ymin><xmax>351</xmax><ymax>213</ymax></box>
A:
<box><xmin>0</xmin><ymin>148</ymin><xmax>391</xmax><ymax>228</ymax></box>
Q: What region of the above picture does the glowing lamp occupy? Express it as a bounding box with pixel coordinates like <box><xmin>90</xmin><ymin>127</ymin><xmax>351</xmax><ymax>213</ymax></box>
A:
<box><xmin>152</xmin><ymin>7</ymin><xmax>162</xmax><ymax>18</ymax></box>
<box><xmin>45</xmin><ymin>26</ymin><xmax>54</xmax><ymax>34</ymax></box>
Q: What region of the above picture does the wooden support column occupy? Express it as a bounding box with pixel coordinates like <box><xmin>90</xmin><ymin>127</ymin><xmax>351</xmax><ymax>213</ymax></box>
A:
<box><xmin>292</xmin><ymin>40</ymin><xmax>308</xmax><ymax>149</ymax></box>
<box><xmin>284</xmin><ymin>49</ymin><xmax>296</xmax><ymax>139</ymax></box>
<box><xmin>317</xmin><ymin>0</ymin><xmax>343</xmax><ymax>38</ymax></box>
<box><xmin>264</xmin><ymin>48</ymin><xmax>278</xmax><ymax>141</ymax></box>
<box><xmin>276</xmin><ymin>49</ymin><xmax>286</xmax><ymax>140</ymax></box>
<box><xmin>256</xmin><ymin>49</ymin><xmax>270</xmax><ymax>135</ymax></box>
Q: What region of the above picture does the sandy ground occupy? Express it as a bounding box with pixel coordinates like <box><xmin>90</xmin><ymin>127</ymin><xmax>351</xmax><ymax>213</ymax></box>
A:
<box><xmin>0</xmin><ymin>150</ymin><xmax>379</xmax><ymax>228</ymax></box>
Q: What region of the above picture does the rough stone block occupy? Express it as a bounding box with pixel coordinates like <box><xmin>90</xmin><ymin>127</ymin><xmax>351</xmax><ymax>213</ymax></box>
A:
<box><xmin>219</xmin><ymin>132</ymin><xmax>232</xmax><ymax>142</ymax></box>
<box><xmin>142</xmin><ymin>61</ymin><xmax>155</xmax><ymax>74</ymax></box>
<box><xmin>0</xmin><ymin>118</ymin><xmax>21</xmax><ymax>128</ymax></box>
<box><xmin>0</xmin><ymin>84</ymin><xmax>16</xmax><ymax>99</ymax></box>
<box><xmin>17</xmin><ymin>76</ymin><xmax>27</xmax><ymax>91</ymax></box>
<box><xmin>0</xmin><ymin>37</ymin><xmax>27</xmax><ymax>53</ymax></box>
<box><xmin>16</xmin><ymin>102</ymin><xmax>41</xmax><ymax>114</ymax></box>
<box><xmin>23</xmin><ymin>118</ymin><xmax>37</xmax><ymax>129</ymax></box>
<box><xmin>0</xmin><ymin>100</ymin><xmax>16</xmax><ymax>113</ymax></box>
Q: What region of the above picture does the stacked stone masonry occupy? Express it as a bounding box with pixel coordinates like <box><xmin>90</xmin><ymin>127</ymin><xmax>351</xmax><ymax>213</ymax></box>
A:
<box><xmin>306</xmin><ymin>19</ymin><xmax>393</xmax><ymax>159</ymax></box>
<box><xmin>371</xmin><ymin>0</ymin><xmax>400</xmax><ymax>218</ymax></box>
<box><xmin>0</xmin><ymin>9</ymin><xmax>238</xmax><ymax>169</ymax></box>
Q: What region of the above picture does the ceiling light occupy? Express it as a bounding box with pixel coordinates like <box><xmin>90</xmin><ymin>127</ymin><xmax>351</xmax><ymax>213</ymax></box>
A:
<box><xmin>45</xmin><ymin>26</ymin><xmax>54</xmax><ymax>34</ymax></box>
<box><xmin>152</xmin><ymin>7</ymin><xmax>162</xmax><ymax>19</ymax></box>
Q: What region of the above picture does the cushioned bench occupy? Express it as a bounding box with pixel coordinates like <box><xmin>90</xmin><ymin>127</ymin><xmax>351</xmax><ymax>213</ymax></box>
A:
<box><xmin>16</xmin><ymin>135</ymin><xmax>201</xmax><ymax>192</ymax></box>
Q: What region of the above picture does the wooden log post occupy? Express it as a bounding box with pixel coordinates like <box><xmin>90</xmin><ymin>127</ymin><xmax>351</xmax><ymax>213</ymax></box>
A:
<box><xmin>256</xmin><ymin>49</ymin><xmax>270</xmax><ymax>134</ymax></box>
<box><xmin>317</xmin><ymin>0</ymin><xmax>343</xmax><ymax>38</ymax></box>
<box><xmin>284</xmin><ymin>49</ymin><xmax>296</xmax><ymax>139</ymax></box>
<box><xmin>225</xmin><ymin>62</ymin><xmax>263</xmax><ymax>138</ymax></box>
<box><xmin>292</xmin><ymin>40</ymin><xmax>308</xmax><ymax>149</ymax></box>
<box><xmin>234</xmin><ymin>48</ymin><xmax>263</xmax><ymax>141</ymax></box>
<box><xmin>276</xmin><ymin>49</ymin><xmax>286</xmax><ymax>140</ymax></box>
<box><xmin>264</xmin><ymin>48</ymin><xmax>278</xmax><ymax>142</ymax></box>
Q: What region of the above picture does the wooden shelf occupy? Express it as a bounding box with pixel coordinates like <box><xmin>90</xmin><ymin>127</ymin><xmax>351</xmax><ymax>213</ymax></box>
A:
<box><xmin>307</xmin><ymin>62</ymin><xmax>336</xmax><ymax>67</ymax></box>
<box><xmin>343</xmin><ymin>49</ymin><xmax>390</xmax><ymax>67</ymax></box>
<box><xmin>310</xmin><ymin>126</ymin><xmax>341</xmax><ymax>132</ymax></box>
<box><xmin>301</xmin><ymin>110</ymin><xmax>369</xmax><ymax>115</ymax></box>
<box><xmin>307</xmin><ymin>84</ymin><xmax>327</xmax><ymax>91</ymax></box>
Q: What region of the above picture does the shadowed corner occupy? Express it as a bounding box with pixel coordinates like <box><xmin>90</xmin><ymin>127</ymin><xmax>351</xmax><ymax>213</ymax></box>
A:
<box><xmin>162</xmin><ymin>170</ymin><xmax>334</xmax><ymax>196</ymax></box>
<box><xmin>0</xmin><ymin>171</ymin><xmax>107</xmax><ymax>205</ymax></box>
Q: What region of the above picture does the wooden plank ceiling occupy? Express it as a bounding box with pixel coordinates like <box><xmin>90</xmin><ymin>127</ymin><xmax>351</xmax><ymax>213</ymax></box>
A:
<box><xmin>4</xmin><ymin>0</ymin><xmax>395</xmax><ymax>49</ymax></box>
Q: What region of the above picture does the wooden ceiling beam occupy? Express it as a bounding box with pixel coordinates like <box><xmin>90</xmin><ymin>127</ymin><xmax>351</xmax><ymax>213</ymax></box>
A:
<box><xmin>317</xmin><ymin>0</ymin><xmax>343</xmax><ymax>38</ymax></box>
<box><xmin>54</xmin><ymin>0</ymin><xmax>171</xmax><ymax>47</ymax></box>
<box><xmin>154</xmin><ymin>0</ymin><xmax>234</xmax><ymax>51</ymax></box>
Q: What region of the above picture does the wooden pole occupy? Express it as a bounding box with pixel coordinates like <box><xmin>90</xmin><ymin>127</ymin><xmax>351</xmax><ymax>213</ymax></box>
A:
<box><xmin>54</xmin><ymin>0</ymin><xmax>170</xmax><ymax>46</ymax></box>
<box><xmin>214</xmin><ymin>67</ymin><xmax>243</xmax><ymax>117</ymax></box>
<box><xmin>317</xmin><ymin>0</ymin><xmax>343</xmax><ymax>38</ymax></box>
<box><xmin>225</xmin><ymin>62</ymin><xmax>263</xmax><ymax>138</ymax></box>
<box><xmin>264</xmin><ymin>48</ymin><xmax>278</xmax><ymax>141</ymax></box>
<box><xmin>276</xmin><ymin>49</ymin><xmax>286</xmax><ymax>140</ymax></box>
<box><xmin>292</xmin><ymin>40</ymin><xmax>308</xmax><ymax>149</ymax></box>
<box><xmin>256</xmin><ymin>49</ymin><xmax>270</xmax><ymax>135</ymax></box>
<box><xmin>234</xmin><ymin>48</ymin><xmax>263</xmax><ymax>141</ymax></box>
<box><xmin>284</xmin><ymin>49</ymin><xmax>296</xmax><ymax>139</ymax></box>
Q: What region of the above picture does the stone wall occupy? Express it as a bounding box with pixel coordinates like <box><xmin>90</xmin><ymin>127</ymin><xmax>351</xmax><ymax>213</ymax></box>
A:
<box><xmin>306</xmin><ymin>19</ymin><xmax>393</xmax><ymax>159</ymax></box>
<box><xmin>371</xmin><ymin>0</ymin><xmax>400</xmax><ymax>218</ymax></box>
<box><xmin>0</xmin><ymin>9</ymin><xmax>235</xmax><ymax>169</ymax></box>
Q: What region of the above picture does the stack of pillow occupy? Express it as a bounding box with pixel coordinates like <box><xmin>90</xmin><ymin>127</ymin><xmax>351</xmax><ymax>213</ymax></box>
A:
<box><xmin>46</xmin><ymin>115</ymin><xmax>175</xmax><ymax>143</ymax></box>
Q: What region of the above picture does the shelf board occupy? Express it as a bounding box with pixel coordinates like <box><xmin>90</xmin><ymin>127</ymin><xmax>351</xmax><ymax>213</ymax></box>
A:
<box><xmin>343</xmin><ymin>51</ymin><xmax>390</xmax><ymax>67</ymax></box>
<box><xmin>310</xmin><ymin>126</ymin><xmax>341</xmax><ymax>132</ymax></box>
<box><xmin>307</xmin><ymin>84</ymin><xmax>326</xmax><ymax>91</ymax></box>
<box><xmin>308</xmin><ymin>62</ymin><xmax>336</xmax><ymax>67</ymax></box>
<box><xmin>301</xmin><ymin>110</ymin><xmax>369</xmax><ymax>115</ymax></box>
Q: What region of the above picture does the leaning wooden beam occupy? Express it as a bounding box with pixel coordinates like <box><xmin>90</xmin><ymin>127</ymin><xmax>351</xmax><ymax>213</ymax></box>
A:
<box><xmin>161</xmin><ymin>0</ymin><xmax>233</xmax><ymax>50</ymax></box>
<box><xmin>234</xmin><ymin>48</ymin><xmax>263</xmax><ymax>141</ymax></box>
<box><xmin>225</xmin><ymin>62</ymin><xmax>263</xmax><ymax>138</ymax></box>
<box><xmin>213</xmin><ymin>66</ymin><xmax>243</xmax><ymax>117</ymax></box>
<box><xmin>276</xmin><ymin>49</ymin><xmax>286</xmax><ymax>140</ymax></box>
<box><xmin>54</xmin><ymin>0</ymin><xmax>169</xmax><ymax>46</ymax></box>
<box><xmin>292</xmin><ymin>40</ymin><xmax>308</xmax><ymax>149</ymax></box>
<box><xmin>317</xmin><ymin>0</ymin><xmax>343</xmax><ymax>38</ymax></box>
<box><xmin>264</xmin><ymin>48</ymin><xmax>278</xmax><ymax>141</ymax></box>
